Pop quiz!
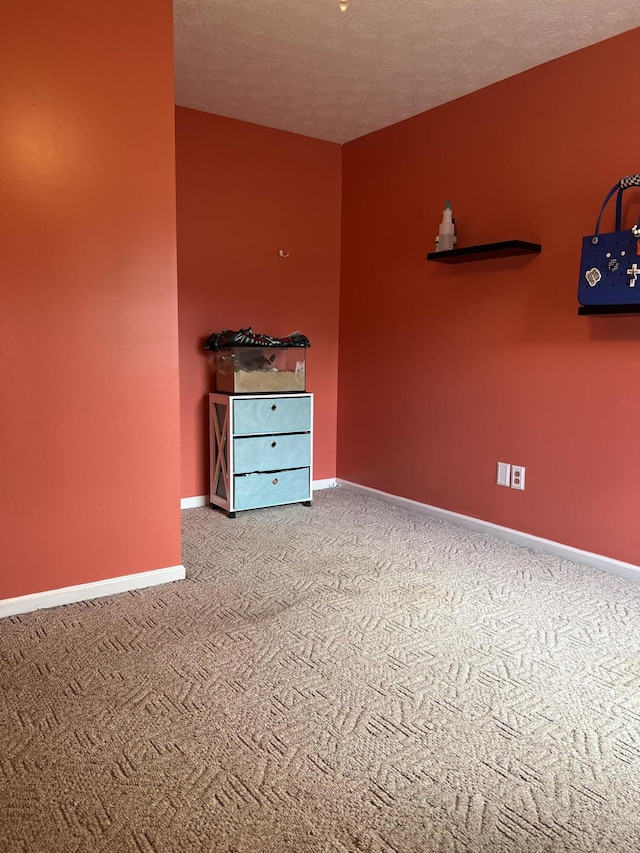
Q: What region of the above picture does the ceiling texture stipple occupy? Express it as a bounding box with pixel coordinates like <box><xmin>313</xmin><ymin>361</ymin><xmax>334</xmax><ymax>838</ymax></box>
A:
<box><xmin>173</xmin><ymin>1</ymin><xmax>640</xmax><ymax>144</ymax></box>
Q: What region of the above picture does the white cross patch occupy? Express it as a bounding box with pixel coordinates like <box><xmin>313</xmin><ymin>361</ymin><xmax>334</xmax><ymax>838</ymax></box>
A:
<box><xmin>627</xmin><ymin>263</ymin><xmax>640</xmax><ymax>287</ymax></box>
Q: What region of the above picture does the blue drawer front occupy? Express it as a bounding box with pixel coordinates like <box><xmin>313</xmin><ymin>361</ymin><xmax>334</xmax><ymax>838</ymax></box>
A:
<box><xmin>233</xmin><ymin>433</ymin><xmax>311</xmax><ymax>474</ymax></box>
<box><xmin>233</xmin><ymin>396</ymin><xmax>311</xmax><ymax>436</ymax></box>
<box><xmin>234</xmin><ymin>468</ymin><xmax>310</xmax><ymax>510</ymax></box>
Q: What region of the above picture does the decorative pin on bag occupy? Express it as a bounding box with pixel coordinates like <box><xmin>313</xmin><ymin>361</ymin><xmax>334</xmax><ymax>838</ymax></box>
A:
<box><xmin>578</xmin><ymin>174</ymin><xmax>640</xmax><ymax>307</ymax></box>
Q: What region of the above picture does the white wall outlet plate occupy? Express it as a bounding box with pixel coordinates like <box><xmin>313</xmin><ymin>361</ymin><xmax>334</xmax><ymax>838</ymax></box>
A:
<box><xmin>511</xmin><ymin>465</ymin><xmax>525</xmax><ymax>490</ymax></box>
<box><xmin>497</xmin><ymin>462</ymin><xmax>511</xmax><ymax>487</ymax></box>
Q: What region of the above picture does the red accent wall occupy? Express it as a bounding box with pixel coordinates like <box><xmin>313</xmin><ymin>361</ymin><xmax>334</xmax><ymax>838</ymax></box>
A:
<box><xmin>0</xmin><ymin>1</ymin><xmax>182</xmax><ymax>599</ymax></box>
<box><xmin>175</xmin><ymin>108</ymin><xmax>342</xmax><ymax>499</ymax></box>
<box><xmin>338</xmin><ymin>29</ymin><xmax>640</xmax><ymax>566</ymax></box>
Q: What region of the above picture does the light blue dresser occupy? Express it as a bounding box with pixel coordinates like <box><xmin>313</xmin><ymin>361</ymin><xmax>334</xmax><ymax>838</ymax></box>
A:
<box><xmin>209</xmin><ymin>392</ymin><xmax>313</xmax><ymax>517</ymax></box>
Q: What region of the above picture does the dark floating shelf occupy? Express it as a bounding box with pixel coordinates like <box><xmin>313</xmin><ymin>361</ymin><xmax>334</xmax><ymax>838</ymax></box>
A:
<box><xmin>578</xmin><ymin>304</ymin><xmax>640</xmax><ymax>315</ymax></box>
<box><xmin>427</xmin><ymin>239</ymin><xmax>542</xmax><ymax>264</ymax></box>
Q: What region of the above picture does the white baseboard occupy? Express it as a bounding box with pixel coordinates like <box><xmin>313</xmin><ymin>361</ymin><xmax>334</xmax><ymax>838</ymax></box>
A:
<box><xmin>313</xmin><ymin>478</ymin><xmax>337</xmax><ymax>490</ymax></box>
<box><xmin>338</xmin><ymin>480</ymin><xmax>640</xmax><ymax>583</ymax></box>
<box><xmin>180</xmin><ymin>479</ymin><xmax>337</xmax><ymax>510</ymax></box>
<box><xmin>181</xmin><ymin>495</ymin><xmax>209</xmax><ymax>509</ymax></box>
<box><xmin>0</xmin><ymin>564</ymin><xmax>186</xmax><ymax>619</ymax></box>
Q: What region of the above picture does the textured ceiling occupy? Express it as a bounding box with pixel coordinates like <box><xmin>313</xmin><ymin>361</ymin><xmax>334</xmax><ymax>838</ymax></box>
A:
<box><xmin>173</xmin><ymin>1</ymin><xmax>640</xmax><ymax>144</ymax></box>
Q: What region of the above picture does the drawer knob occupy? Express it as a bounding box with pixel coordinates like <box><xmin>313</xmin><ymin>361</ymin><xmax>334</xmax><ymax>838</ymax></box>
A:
<box><xmin>271</xmin><ymin>404</ymin><xmax>277</xmax><ymax>411</ymax></box>
<box><xmin>272</xmin><ymin>478</ymin><xmax>279</xmax><ymax>485</ymax></box>
<box><xmin>271</xmin><ymin>441</ymin><xmax>277</xmax><ymax>448</ymax></box>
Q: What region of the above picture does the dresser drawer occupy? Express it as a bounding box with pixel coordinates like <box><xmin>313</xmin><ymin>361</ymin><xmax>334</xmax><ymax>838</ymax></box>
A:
<box><xmin>232</xmin><ymin>396</ymin><xmax>311</xmax><ymax>436</ymax></box>
<box><xmin>233</xmin><ymin>433</ymin><xmax>311</xmax><ymax>474</ymax></box>
<box><xmin>234</xmin><ymin>468</ymin><xmax>310</xmax><ymax>510</ymax></box>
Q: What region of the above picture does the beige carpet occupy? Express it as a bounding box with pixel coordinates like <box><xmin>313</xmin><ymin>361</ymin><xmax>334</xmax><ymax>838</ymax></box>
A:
<box><xmin>1</xmin><ymin>487</ymin><xmax>640</xmax><ymax>852</ymax></box>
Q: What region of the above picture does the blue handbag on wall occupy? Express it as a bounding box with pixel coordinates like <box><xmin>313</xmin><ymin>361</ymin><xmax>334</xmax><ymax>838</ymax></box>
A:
<box><xmin>578</xmin><ymin>174</ymin><xmax>640</xmax><ymax>306</ymax></box>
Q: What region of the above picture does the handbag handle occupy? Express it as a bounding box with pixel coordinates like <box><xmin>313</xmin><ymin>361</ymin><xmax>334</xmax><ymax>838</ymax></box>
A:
<box><xmin>592</xmin><ymin>174</ymin><xmax>640</xmax><ymax>240</ymax></box>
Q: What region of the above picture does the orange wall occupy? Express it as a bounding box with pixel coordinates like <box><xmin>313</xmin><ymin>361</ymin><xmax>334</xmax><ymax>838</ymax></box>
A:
<box><xmin>0</xmin><ymin>2</ymin><xmax>182</xmax><ymax>599</ymax></box>
<box><xmin>175</xmin><ymin>108</ymin><xmax>342</xmax><ymax>498</ymax></box>
<box><xmin>339</xmin><ymin>29</ymin><xmax>640</xmax><ymax>565</ymax></box>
